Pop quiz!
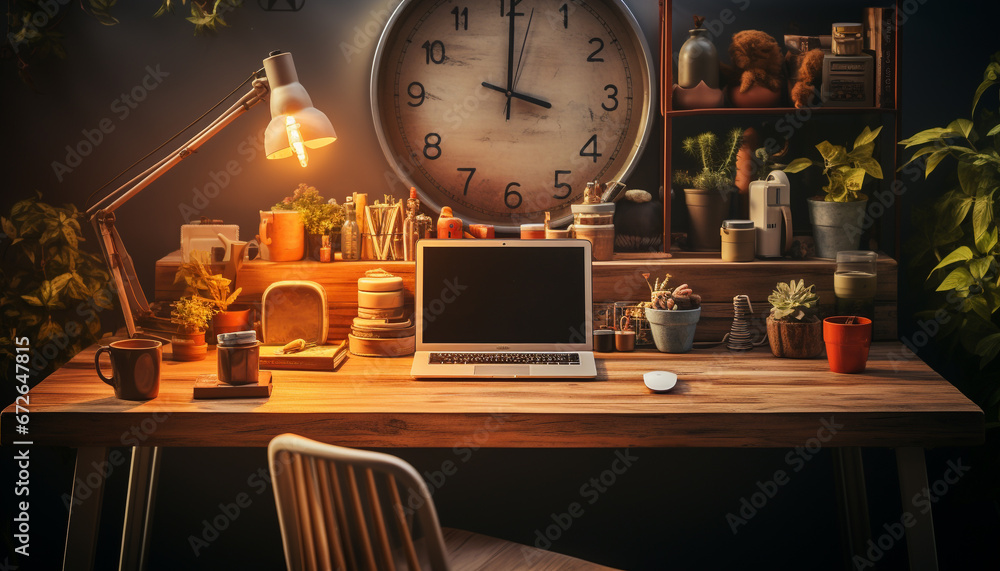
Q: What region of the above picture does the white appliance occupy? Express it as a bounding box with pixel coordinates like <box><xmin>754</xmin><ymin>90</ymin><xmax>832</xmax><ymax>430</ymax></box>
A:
<box><xmin>750</xmin><ymin>170</ymin><xmax>793</xmax><ymax>258</ymax></box>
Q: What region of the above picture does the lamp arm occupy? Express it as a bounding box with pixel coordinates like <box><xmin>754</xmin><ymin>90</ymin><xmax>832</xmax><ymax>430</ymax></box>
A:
<box><xmin>88</xmin><ymin>77</ymin><xmax>270</xmax><ymax>338</ymax></box>
<box><xmin>87</xmin><ymin>78</ymin><xmax>270</xmax><ymax>217</ymax></box>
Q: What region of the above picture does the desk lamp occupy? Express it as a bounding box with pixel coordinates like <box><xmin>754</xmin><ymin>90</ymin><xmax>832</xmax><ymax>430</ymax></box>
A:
<box><xmin>85</xmin><ymin>50</ymin><xmax>336</xmax><ymax>339</ymax></box>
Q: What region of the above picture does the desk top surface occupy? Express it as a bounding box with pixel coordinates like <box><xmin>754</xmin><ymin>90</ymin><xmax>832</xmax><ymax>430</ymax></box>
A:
<box><xmin>1</xmin><ymin>342</ymin><xmax>982</xmax><ymax>449</ymax></box>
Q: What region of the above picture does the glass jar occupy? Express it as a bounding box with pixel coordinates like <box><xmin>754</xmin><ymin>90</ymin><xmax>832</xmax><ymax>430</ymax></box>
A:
<box><xmin>834</xmin><ymin>250</ymin><xmax>877</xmax><ymax>320</ymax></box>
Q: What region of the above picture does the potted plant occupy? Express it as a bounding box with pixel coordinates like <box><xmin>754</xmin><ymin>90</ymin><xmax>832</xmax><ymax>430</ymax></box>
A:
<box><xmin>169</xmin><ymin>296</ymin><xmax>216</xmax><ymax>361</ymax></box>
<box><xmin>1</xmin><ymin>194</ymin><xmax>112</xmax><ymax>378</ymax></box>
<box><xmin>674</xmin><ymin>128</ymin><xmax>742</xmax><ymax>250</ymax></box>
<box><xmin>173</xmin><ymin>250</ymin><xmax>247</xmax><ymax>339</ymax></box>
<box><xmin>901</xmin><ymin>53</ymin><xmax>1000</xmax><ymax>412</ymax></box>
<box><xmin>766</xmin><ymin>279</ymin><xmax>823</xmax><ymax>358</ymax></box>
<box><xmin>642</xmin><ymin>273</ymin><xmax>702</xmax><ymax>353</ymax></box>
<box><xmin>783</xmin><ymin>126</ymin><xmax>883</xmax><ymax>258</ymax></box>
<box><xmin>273</xmin><ymin>183</ymin><xmax>344</xmax><ymax>261</ymax></box>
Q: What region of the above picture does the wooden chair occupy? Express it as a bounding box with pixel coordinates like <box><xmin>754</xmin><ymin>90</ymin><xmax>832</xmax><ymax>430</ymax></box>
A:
<box><xmin>267</xmin><ymin>434</ymin><xmax>619</xmax><ymax>571</ymax></box>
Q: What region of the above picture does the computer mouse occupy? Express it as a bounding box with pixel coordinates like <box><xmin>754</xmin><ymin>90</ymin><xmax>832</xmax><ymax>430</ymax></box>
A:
<box><xmin>643</xmin><ymin>370</ymin><xmax>678</xmax><ymax>393</ymax></box>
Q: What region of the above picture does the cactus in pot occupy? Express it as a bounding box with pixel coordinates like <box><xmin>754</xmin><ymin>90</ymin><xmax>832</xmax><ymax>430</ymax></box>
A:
<box><xmin>766</xmin><ymin>279</ymin><xmax>823</xmax><ymax>358</ymax></box>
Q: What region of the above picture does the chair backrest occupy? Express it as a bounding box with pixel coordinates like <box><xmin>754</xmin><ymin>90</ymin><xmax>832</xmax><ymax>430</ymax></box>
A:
<box><xmin>268</xmin><ymin>434</ymin><xmax>451</xmax><ymax>571</ymax></box>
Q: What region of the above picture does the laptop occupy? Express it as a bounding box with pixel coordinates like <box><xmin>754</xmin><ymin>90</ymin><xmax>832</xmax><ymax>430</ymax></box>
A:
<box><xmin>410</xmin><ymin>239</ymin><xmax>597</xmax><ymax>379</ymax></box>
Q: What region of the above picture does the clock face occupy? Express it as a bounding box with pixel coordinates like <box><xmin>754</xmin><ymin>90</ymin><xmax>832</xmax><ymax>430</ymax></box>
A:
<box><xmin>371</xmin><ymin>0</ymin><xmax>654</xmax><ymax>231</ymax></box>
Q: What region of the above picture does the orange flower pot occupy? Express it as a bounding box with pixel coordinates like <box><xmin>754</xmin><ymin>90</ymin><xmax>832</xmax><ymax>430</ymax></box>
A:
<box><xmin>823</xmin><ymin>316</ymin><xmax>872</xmax><ymax>373</ymax></box>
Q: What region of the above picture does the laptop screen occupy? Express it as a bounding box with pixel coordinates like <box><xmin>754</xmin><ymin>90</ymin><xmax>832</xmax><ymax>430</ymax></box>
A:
<box><xmin>416</xmin><ymin>239</ymin><xmax>592</xmax><ymax>350</ymax></box>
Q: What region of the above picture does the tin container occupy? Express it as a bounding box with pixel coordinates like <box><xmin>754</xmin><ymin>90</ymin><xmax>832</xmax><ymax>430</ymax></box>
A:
<box><xmin>832</xmin><ymin>22</ymin><xmax>863</xmax><ymax>55</ymax></box>
<box><xmin>217</xmin><ymin>331</ymin><xmax>260</xmax><ymax>386</ymax></box>
<box><xmin>720</xmin><ymin>220</ymin><xmax>755</xmax><ymax>262</ymax></box>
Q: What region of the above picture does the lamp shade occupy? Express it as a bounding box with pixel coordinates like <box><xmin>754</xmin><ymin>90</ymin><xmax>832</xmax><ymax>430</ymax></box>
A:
<box><xmin>263</xmin><ymin>51</ymin><xmax>337</xmax><ymax>161</ymax></box>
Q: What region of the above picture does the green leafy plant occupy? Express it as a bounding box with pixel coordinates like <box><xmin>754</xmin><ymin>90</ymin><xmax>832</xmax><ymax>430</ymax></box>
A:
<box><xmin>169</xmin><ymin>296</ymin><xmax>216</xmax><ymax>334</ymax></box>
<box><xmin>0</xmin><ymin>194</ymin><xmax>113</xmax><ymax>380</ymax></box>
<box><xmin>768</xmin><ymin>279</ymin><xmax>819</xmax><ymax>322</ymax></box>
<box><xmin>784</xmin><ymin>126</ymin><xmax>884</xmax><ymax>202</ymax></box>
<box><xmin>173</xmin><ymin>250</ymin><xmax>241</xmax><ymax>311</ymax></box>
<box><xmin>641</xmin><ymin>273</ymin><xmax>702</xmax><ymax>310</ymax></box>
<box><xmin>673</xmin><ymin>128</ymin><xmax>744</xmax><ymax>193</ymax></box>
<box><xmin>902</xmin><ymin>53</ymin><xmax>1000</xmax><ymax>371</ymax></box>
<box><xmin>272</xmin><ymin>183</ymin><xmax>345</xmax><ymax>235</ymax></box>
<box><xmin>5</xmin><ymin>1</ymin><xmax>243</xmax><ymax>86</ymax></box>
<box><xmin>154</xmin><ymin>0</ymin><xmax>243</xmax><ymax>34</ymax></box>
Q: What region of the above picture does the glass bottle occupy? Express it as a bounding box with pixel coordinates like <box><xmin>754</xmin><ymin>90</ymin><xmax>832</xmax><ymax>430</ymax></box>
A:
<box><xmin>340</xmin><ymin>197</ymin><xmax>360</xmax><ymax>260</ymax></box>
<box><xmin>402</xmin><ymin>187</ymin><xmax>420</xmax><ymax>261</ymax></box>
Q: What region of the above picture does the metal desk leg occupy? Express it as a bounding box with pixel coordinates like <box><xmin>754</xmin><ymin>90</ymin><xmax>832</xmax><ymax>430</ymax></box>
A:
<box><xmin>119</xmin><ymin>446</ymin><xmax>161</xmax><ymax>571</ymax></box>
<box><xmin>896</xmin><ymin>447</ymin><xmax>938</xmax><ymax>571</ymax></box>
<box><xmin>832</xmin><ymin>447</ymin><xmax>871</xmax><ymax>570</ymax></box>
<box><xmin>64</xmin><ymin>447</ymin><xmax>109</xmax><ymax>571</ymax></box>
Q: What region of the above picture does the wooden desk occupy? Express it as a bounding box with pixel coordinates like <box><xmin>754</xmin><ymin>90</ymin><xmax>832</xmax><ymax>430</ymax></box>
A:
<box><xmin>2</xmin><ymin>342</ymin><xmax>983</xmax><ymax>570</ymax></box>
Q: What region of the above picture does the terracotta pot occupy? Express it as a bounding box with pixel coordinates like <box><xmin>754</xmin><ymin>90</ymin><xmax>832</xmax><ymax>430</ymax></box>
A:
<box><xmin>258</xmin><ymin>210</ymin><xmax>304</xmax><ymax>261</ymax></box>
<box><xmin>171</xmin><ymin>331</ymin><xmax>208</xmax><ymax>362</ymax></box>
<box><xmin>824</xmin><ymin>316</ymin><xmax>872</xmax><ymax>373</ymax></box>
<box><xmin>766</xmin><ymin>316</ymin><xmax>824</xmax><ymax>358</ymax></box>
<box><xmin>211</xmin><ymin>308</ymin><xmax>253</xmax><ymax>341</ymax></box>
<box><xmin>729</xmin><ymin>84</ymin><xmax>782</xmax><ymax>108</ymax></box>
<box><xmin>672</xmin><ymin>81</ymin><xmax>725</xmax><ymax>110</ymax></box>
<box><xmin>684</xmin><ymin>188</ymin><xmax>732</xmax><ymax>251</ymax></box>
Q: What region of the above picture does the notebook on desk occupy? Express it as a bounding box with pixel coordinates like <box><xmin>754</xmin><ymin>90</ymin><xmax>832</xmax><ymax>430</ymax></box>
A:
<box><xmin>410</xmin><ymin>239</ymin><xmax>596</xmax><ymax>379</ymax></box>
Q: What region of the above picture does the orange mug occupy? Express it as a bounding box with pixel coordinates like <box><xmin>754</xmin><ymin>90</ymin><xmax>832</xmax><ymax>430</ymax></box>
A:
<box><xmin>258</xmin><ymin>210</ymin><xmax>304</xmax><ymax>261</ymax></box>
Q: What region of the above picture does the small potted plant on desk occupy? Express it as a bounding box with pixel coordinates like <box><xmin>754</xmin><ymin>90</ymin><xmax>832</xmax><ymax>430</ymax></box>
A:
<box><xmin>766</xmin><ymin>279</ymin><xmax>823</xmax><ymax>358</ymax></box>
<box><xmin>674</xmin><ymin>128</ymin><xmax>743</xmax><ymax>251</ymax></box>
<box><xmin>173</xmin><ymin>251</ymin><xmax>246</xmax><ymax>339</ymax></box>
<box><xmin>170</xmin><ymin>296</ymin><xmax>216</xmax><ymax>361</ymax></box>
<box><xmin>642</xmin><ymin>273</ymin><xmax>702</xmax><ymax>353</ymax></box>
<box><xmin>782</xmin><ymin>126</ymin><xmax>883</xmax><ymax>259</ymax></box>
<box><xmin>273</xmin><ymin>183</ymin><xmax>344</xmax><ymax>261</ymax></box>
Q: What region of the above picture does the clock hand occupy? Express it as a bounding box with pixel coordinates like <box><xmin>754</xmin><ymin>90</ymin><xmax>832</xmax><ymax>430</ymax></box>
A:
<box><xmin>511</xmin><ymin>8</ymin><xmax>534</xmax><ymax>93</ymax></box>
<box><xmin>504</xmin><ymin>0</ymin><xmax>521</xmax><ymax>120</ymax></box>
<box><xmin>482</xmin><ymin>82</ymin><xmax>551</xmax><ymax>109</ymax></box>
<box><xmin>506</xmin><ymin>7</ymin><xmax>535</xmax><ymax>118</ymax></box>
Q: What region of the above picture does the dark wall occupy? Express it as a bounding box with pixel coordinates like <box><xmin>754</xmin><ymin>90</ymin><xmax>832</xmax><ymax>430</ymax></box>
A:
<box><xmin>3</xmin><ymin>1</ymin><xmax>998</xmax><ymax>570</ymax></box>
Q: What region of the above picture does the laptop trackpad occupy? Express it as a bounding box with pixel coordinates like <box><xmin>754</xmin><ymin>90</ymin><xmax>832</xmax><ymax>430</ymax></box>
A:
<box><xmin>474</xmin><ymin>365</ymin><xmax>531</xmax><ymax>377</ymax></box>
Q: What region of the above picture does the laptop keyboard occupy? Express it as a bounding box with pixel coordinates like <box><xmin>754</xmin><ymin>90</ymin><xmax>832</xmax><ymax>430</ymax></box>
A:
<box><xmin>429</xmin><ymin>352</ymin><xmax>581</xmax><ymax>365</ymax></box>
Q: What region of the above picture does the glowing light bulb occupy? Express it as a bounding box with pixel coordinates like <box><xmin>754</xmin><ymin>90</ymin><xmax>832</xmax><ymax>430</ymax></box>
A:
<box><xmin>285</xmin><ymin>115</ymin><xmax>308</xmax><ymax>167</ymax></box>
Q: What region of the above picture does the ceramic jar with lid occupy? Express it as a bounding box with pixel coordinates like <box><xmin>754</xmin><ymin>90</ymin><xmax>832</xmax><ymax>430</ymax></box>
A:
<box><xmin>720</xmin><ymin>219</ymin><xmax>755</xmax><ymax>262</ymax></box>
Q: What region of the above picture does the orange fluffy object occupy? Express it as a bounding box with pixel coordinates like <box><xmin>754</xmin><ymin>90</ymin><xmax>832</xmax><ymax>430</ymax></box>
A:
<box><xmin>790</xmin><ymin>48</ymin><xmax>824</xmax><ymax>108</ymax></box>
<box><xmin>728</xmin><ymin>30</ymin><xmax>783</xmax><ymax>93</ymax></box>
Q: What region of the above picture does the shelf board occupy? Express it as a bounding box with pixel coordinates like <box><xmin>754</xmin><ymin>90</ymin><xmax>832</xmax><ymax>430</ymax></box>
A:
<box><xmin>665</xmin><ymin>106</ymin><xmax>898</xmax><ymax>117</ymax></box>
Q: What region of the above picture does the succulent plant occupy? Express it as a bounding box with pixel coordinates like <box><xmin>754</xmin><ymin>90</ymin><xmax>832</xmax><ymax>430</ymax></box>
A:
<box><xmin>768</xmin><ymin>279</ymin><xmax>819</xmax><ymax>322</ymax></box>
<box><xmin>642</xmin><ymin>273</ymin><xmax>702</xmax><ymax>310</ymax></box>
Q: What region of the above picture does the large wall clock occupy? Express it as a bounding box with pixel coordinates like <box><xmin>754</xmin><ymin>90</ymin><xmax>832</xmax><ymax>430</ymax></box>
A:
<box><xmin>371</xmin><ymin>0</ymin><xmax>655</xmax><ymax>232</ymax></box>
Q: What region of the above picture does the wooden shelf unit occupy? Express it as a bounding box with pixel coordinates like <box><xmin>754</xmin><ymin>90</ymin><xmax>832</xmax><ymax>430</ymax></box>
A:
<box><xmin>155</xmin><ymin>252</ymin><xmax>897</xmax><ymax>343</ymax></box>
<box><xmin>659</xmin><ymin>0</ymin><xmax>903</xmax><ymax>256</ymax></box>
